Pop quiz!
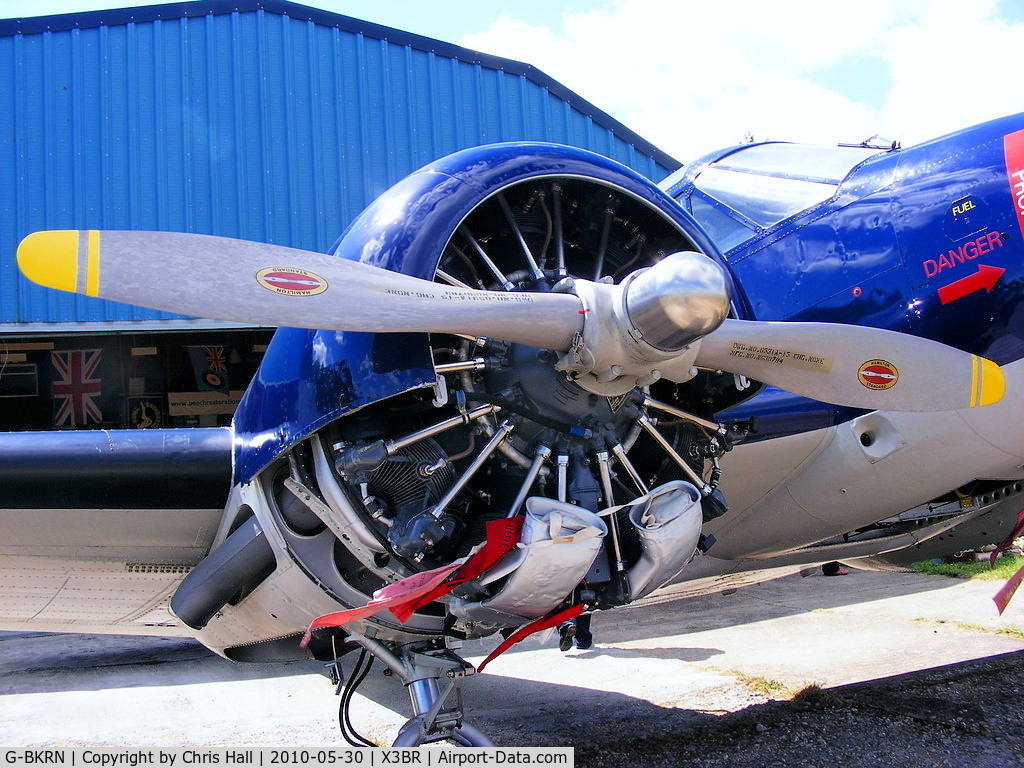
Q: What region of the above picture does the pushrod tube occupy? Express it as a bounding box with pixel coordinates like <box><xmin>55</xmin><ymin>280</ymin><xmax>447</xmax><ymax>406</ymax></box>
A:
<box><xmin>506</xmin><ymin>443</ymin><xmax>552</xmax><ymax>518</ymax></box>
<box><xmin>430</xmin><ymin>420</ymin><xmax>516</xmax><ymax>519</ymax></box>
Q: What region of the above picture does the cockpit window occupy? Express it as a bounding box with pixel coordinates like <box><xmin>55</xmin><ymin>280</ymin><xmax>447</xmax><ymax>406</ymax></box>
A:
<box><xmin>694</xmin><ymin>168</ymin><xmax>837</xmax><ymax>228</ymax></box>
<box><xmin>675</xmin><ymin>142</ymin><xmax>886</xmax><ymax>236</ymax></box>
<box><xmin>687</xmin><ymin>195</ymin><xmax>758</xmax><ymax>252</ymax></box>
<box><xmin>713</xmin><ymin>143</ymin><xmax>883</xmax><ymax>182</ymax></box>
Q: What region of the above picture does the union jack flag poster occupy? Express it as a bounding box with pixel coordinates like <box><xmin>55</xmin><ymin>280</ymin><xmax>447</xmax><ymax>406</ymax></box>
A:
<box><xmin>188</xmin><ymin>345</ymin><xmax>230</xmax><ymax>393</ymax></box>
<box><xmin>51</xmin><ymin>349</ymin><xmax>103</xmax><ymax>427</ymax></box>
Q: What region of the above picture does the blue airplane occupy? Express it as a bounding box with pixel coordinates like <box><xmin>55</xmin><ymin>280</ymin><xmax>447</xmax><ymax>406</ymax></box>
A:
<box><xmin>4</xmin><ymin>111</ymin><xmax>1024</xmax><ymax>746</ymax></box>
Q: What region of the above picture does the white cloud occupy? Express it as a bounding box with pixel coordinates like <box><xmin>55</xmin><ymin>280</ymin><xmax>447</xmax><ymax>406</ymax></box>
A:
<box><xmin>878</xmin><ymin>0</ymin><xmax>1024</xmax><ymax>143</ymax></box>
<box><xmin>461</xmin><ymin>0</ymin><xmax>1024</xmax><ymax>162</ymax></box>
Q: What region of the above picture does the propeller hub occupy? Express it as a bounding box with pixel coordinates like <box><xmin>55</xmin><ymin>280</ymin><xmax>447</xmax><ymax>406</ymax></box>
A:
<box><xmin>554</xmin><ymin>251</ymin><xmax>730</xmax><ymax>397</ymax></box>
<box><xmin>624</xmin><ymin>251</ymin><xmax>732</xmax><ymax>352</ymax></box>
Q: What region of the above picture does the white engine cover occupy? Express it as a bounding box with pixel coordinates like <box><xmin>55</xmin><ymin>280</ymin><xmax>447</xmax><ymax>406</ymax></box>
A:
<box><xmin>621</xmin><ymin>480</ymin><xmax>704</xmax><ymax>599</ymax></box>
<box><xmin>450</xmin><ymin>498</ymin><xmax>606</xmax><ymax>627</ymax></box>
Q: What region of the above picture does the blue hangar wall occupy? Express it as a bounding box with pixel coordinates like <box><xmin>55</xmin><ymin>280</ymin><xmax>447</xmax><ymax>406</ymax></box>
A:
<box><xmin>0</xmin><ymin>0</ymin><xmax>678</xmax><ymax>328</ymax></box>
<box><xmin>0</xmin><ymin>0</ymin><xmax>678</xmax><ymax>431</ymax></box>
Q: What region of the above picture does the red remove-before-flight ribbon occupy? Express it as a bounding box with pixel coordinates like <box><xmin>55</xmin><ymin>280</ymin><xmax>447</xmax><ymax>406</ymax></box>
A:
<box><xmin>300</xmin><ymin>516</ymin><xmax>523</xmax><ymax>647</ymax></box>
<box><xmin>993</xmin><ymin>564</ymin><xmax>1024</xmax><ymax>615</ymax></box>
<box><xmin>476</xmin><ymin>603</ymin><xmax>585</xmax><ymax>673</ymax></box>
<box><xmin>991</xmin><ymin>509</ymin><xmax>1024</xmax><ymax>615</ymax></box>
<box><xmin>389</xmin><ymin>516</ymin><xmax>523</xmax><ymax>623</ymax></box>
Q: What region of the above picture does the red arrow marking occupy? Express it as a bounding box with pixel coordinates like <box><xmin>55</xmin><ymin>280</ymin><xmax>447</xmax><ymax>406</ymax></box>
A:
<box><xmin>937</xmin><ymin>264</ymin><xmax>1005</xmax><ymax>305</ymax></box>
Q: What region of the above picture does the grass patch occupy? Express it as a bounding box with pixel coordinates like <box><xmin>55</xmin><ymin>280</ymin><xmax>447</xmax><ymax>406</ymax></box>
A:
<box><xmin>910</xmin><ymin>617</ymin><xmax>1024</xmax><ymax>641</ymax></box>
<box><xmin>955</xmin><ymin>622</ymin><xmax>1024</xmax><ymax>641</ymax></box>
<box><xmin>729</xmin><ymin>671</ymin><xmax>788</xmax><ymax>696</ymax></box>
<box><xmin>910</xmin><ymin>556</ymin><xmax>1024</xmax><ymax>581</ymax></box>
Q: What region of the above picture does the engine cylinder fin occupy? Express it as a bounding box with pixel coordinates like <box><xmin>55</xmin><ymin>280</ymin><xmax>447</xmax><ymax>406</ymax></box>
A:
<box><xmin>366</xmin><ymin>438</ymin><xmax>455</xmax><ymax>515</ymax></box>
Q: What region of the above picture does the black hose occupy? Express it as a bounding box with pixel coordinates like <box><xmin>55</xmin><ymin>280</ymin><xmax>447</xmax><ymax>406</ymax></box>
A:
<box><xmin>338</xmin><ymin>649</ymin><xmax>376</xmax><ymax>747</ymax></box>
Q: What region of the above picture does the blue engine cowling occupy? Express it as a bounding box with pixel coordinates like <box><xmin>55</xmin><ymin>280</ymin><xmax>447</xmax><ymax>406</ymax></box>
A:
<box><xmin>231</xmin><ymin>142</ymin><xmax>736</xmax><ymax>483</ymax></box>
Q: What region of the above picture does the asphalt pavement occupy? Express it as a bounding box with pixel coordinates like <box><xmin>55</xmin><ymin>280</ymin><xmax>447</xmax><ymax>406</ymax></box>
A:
<box><xmin>2</xmin><ymin>567</ymin><xmax>1023</xmax><ymax>747</ymax></box>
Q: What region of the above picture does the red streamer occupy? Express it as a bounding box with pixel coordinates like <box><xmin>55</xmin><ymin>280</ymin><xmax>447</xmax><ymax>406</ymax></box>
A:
<box><xmin>989</xmin><ymin>508</ymin><xmax>1024</xmax><ymax>614</ymax></box>
<box><xmin>476</xmin><ymin>603</ymin><xmax>585</xmax><ymax>673</ymax></box>
<box><xmin>993</xmin><ymin>561</ymin><xmax>1024</xmax><ymax>615</ymax></box>
<box><xmin>299</xmin><ymin>517</ymin><xmax>523</xmax><ymax>647</ymax></box>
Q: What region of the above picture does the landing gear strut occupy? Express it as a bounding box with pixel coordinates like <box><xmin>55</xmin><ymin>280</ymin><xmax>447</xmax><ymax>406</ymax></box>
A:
<box><xmin>341</xmin><ymin>633</ymin><xmax>493</xmax><ymax>747</ymax></box>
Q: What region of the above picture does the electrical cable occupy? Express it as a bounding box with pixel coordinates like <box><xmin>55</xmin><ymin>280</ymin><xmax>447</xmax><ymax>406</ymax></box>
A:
<box><xmin>338</xmin><ymin>649</ymin><xmax>376</xmax><ymax>747</ymax></box>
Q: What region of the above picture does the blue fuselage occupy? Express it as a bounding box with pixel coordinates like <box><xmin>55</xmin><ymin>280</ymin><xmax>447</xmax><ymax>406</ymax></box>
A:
<box><xmin>672</xmin><ymin>113</ymin><xmax>1024</xmax><ymax>433</ymax></box>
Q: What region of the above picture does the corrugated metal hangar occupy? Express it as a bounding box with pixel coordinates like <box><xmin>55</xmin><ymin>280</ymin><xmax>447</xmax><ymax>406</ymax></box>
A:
<box><xmin>0</xmin><ymin>0</ymin><xmax>678</xmax><ymax>431</ymax></box>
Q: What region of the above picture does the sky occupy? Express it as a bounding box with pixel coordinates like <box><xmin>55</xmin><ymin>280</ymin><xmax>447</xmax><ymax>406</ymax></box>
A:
<box><xmin>2</xmin><ymin>0</ymin><xmax>1024</xmax><ymax>163</ymax></box>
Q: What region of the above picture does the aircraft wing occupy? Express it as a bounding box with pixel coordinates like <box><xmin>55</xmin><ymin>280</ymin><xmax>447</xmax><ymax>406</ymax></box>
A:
<box><xmin>0</xmin><ymin>428</ymin><xmax>232</xmax><ymax>636</ymax></box>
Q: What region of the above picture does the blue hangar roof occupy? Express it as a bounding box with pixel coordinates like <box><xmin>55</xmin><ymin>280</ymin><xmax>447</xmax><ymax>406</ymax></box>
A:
<box><xmin>0</xmin><ymin>0</ymin><xmax>679</xmax><ymax>330</ymax></box>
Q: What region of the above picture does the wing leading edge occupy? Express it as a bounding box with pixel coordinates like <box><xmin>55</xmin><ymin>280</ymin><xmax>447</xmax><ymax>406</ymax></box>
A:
<box><xmin>0</xmin><ymin>428</ymin><xmax>232</xmax><ymax>635</ymax></box>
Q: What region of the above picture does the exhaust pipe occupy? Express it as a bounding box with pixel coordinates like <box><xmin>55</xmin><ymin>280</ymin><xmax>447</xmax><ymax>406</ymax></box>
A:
<box><xmin>170</xmin><ymin>516</ymin><xmax>276</xmax><ymax>630</ymax></box>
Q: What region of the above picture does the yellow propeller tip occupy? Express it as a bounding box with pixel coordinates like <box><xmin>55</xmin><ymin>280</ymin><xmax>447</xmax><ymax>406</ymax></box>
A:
<box><xmin>16</xmin><ymin>230</ymin><xmax>100</xmax><ymax>296</ymax></box>
<box><xmin>974</xmin><ymin>356</ymin><xmax>1005</xmax><ymax>407</ymax></box>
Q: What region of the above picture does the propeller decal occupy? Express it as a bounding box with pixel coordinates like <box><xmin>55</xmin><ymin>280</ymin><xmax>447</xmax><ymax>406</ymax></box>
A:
<box><xmin>857</xmin><ymin>360</ymin><xmax>899</xmax><ymax>390</ymax></box>
<box><xmin>724</xmin><ymin>341</ymin><xmax>833</xmax><ymax>373</ymax></box>
<box><xmin>255</xmin><ymin>268</ymin><xmax>330</xmax><ymax>296</ymax></box>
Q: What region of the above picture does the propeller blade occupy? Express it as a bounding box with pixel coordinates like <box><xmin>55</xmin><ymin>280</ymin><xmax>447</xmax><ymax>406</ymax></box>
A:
<box><xmin>19</xmin><ymin>231</ymin><xmax>1003</xmax><ymax>412</ymax></box>
<box><xmin>17</xmin><ymin>230</ymin><xmax>583</xmax><ymax>350</ymax></box>
<box><xmin>693</xmin><ymin>318</ymin><xmax>1004</xmax><ymax>411</ymax></box>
